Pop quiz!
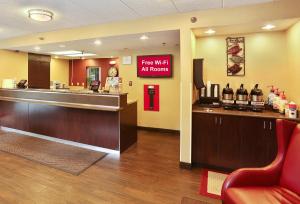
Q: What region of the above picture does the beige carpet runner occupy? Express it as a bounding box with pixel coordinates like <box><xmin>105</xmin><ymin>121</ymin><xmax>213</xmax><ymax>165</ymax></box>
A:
<box><xmin>0</xmin><ymin>131</ymin><xmax>106</xmax><ymax>175</ymax></box>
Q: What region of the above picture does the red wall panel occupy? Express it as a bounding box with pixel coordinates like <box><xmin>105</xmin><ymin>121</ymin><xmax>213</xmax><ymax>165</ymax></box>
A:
<box><xmin>69</xmin><ymin>58</ymin><xmax>119</xmax><ymax>87</ymax></box>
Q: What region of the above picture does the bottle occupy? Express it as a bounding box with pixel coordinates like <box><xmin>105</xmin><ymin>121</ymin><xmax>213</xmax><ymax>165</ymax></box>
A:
<box><xmin>267</xmin><ymin>86</ymin><xmax>276</xmax><ymax>106</ymax></box>
<box><xmin>272</xmin><ymin>89</ymin><xmax>280</xmax><ymax>111</ymax></box>
<box><xmin>279</xmin><ymin>91</ymin><xmax>288</xmax><ymax>114</ymax></box>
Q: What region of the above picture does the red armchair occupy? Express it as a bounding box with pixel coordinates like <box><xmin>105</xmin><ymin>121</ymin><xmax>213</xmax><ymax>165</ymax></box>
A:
<box><xmin>221</xmin><ymin>119</ymin><xmax>300</xmax><ymax>204</ymax></box>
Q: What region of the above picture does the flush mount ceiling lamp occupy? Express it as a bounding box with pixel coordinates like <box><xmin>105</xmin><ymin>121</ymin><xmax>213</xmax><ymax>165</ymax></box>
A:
<box><xmin>204</xmin><ymin>29</ymin><xmax>216</xmax><ymax>35</ymax></box>
<box><xmin>262</xmin><ymin>24</ymin><xmax>276</xmax><ymax>30</ymax></box>
<box><xmin>28</xmin><ymin>9</ymin><xmax>54</xmax><ymax>22</ymax></box>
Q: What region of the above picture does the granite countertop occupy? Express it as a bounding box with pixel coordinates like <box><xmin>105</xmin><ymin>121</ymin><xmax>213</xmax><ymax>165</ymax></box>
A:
<box><xmin>193</xmin><ymin>105</ymin><xmax>300</xmax><ymax>122</ymax></box>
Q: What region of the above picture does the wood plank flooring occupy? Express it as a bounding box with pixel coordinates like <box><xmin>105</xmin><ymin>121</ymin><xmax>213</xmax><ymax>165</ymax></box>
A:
<box><xmin>0</xmin><ymin>130</ymin><xmax>221</xmax><ymax>204</ymax></box>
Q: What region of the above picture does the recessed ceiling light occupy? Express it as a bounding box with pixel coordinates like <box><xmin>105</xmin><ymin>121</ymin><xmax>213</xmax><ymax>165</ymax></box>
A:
<box><xmin>34</xmin><ymin>46</ymin><xmax>41</xmax><ymax>51</ymax></box>
<box><xmin>28</xmin><ymin>9</ymin><xmax>53</xmax><ymax>22</ymax></box>
<box><xmin>94</xmin><ymin>40</ymin><xmax>102</xmax><ymax>45</ymax></box>
<box><xmin>50</xmin><ymin>50</ymin><xmax>81</xmax><ymax>55</ymax></box>
<box><xmin>59</xmin><ymin>44</ymin><xmax>66</xmax><ymax>48</ymax></box>
<box><xmin>109</xmin><ymin>60</ymin><xmax>116</xmax><ymax>65</ymax></box>
<box><xmin>140</xmin><ymin>35</ymin><xmax>149</xmax><ymax>40</ymax></box>
<box><xmin>204</xmin><ymin>29</ymin><xmax>216</xmax><ymax>35</ymax></box>
<box><xmin>262</xmin><ymin>24</ymin><xmax>276</xmax><ymax>30</ymax></box>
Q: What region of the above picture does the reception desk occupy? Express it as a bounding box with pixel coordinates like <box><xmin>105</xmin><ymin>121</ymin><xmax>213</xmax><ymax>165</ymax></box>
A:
<box><xmin>0</xmin><ymin>88</ymin><xmax>137</xmax><ymax>152</ymax></box>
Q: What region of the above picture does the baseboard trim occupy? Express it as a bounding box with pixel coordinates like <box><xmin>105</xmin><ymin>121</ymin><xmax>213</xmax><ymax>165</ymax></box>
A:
<box><xmin>138</xmin><ymin>126</ymin><xmax>180</xmax><ymax>134</ymax></box>
<box><xmin>179</xmin><ymin>162</ymin><xmax>192</xmax><ymax>169</ymax></box>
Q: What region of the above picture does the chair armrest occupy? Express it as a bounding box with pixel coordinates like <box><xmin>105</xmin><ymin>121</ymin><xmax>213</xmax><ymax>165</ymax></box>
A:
<box><xmin>221</xmin><ymin>156</ymin><xmax>282</xmax><ymax>198</ymax></box>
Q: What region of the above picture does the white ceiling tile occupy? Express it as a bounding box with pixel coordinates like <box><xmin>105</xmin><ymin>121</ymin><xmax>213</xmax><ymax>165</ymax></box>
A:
<box><xmin>121</xmin><ymin>0</ymin><xmax>178</xmax><ymax>17</ymax></box>
<box><xmin>0</xmin><ymin>0</ymin><xmax>278</xmax><ymax>41</ymax></box>
<box><xmin>172</xmin><ymin>0</ymin><xmax>222</xmax><ymax>12</ymax></box>
<box><xmin>223</xmin><ymin>0</ymin><xmax>274</xmax><ymax>8</ymax></box>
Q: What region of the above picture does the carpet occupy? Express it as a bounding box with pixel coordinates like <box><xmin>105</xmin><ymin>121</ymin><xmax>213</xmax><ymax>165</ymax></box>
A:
<box><xmin>199</xmin><ymin>169</ymin><xmax>228</xmax><ymax>199</ymax></box>
<box><xmin>0</xmin><ymin>132</ymin><xmax>107</xmax><ymax>175</ymax></box>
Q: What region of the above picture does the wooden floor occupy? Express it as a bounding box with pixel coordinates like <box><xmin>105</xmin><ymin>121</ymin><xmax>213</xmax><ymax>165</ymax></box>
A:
<box><xmin>0</xmin><ymin>130</ymin><xmax>221</xmax><ymax>204</ymax></box>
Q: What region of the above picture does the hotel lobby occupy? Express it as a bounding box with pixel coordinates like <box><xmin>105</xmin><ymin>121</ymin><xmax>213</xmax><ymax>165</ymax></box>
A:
<box><xmin>0</xmin><ymin>0</ymin><xmax>300</xmax><ymax>203</ymax></box>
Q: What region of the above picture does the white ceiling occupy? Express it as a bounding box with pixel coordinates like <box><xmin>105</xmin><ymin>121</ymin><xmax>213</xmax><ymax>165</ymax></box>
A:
<box><xmin>10</xmin><ymin>30</ymin><xmax>180</xmax><ymax>58</ymax></box>
<box><xmin>0</xmin><ymin>0</ymin><xmax>275</xmax><ymax>40</ymax></box>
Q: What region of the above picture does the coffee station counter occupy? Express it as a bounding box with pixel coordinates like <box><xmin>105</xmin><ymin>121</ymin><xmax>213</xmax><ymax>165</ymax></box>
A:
<box><xmin>193</xmin><ymin>105</ymin><xmax>300</xmax><ymax>122</ymax></box>
<box><xmin>0</xmin><ymin>88</ymin><xmax>137</xmax><ymax>152</ymax></box>
<box><xmin>192</xmin><ymin>104</ymin><xmax>299</xmax><ymax>171</ymax></box>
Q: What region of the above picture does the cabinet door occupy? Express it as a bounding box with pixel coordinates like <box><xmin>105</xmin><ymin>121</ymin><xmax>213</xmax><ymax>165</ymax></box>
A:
<box><xmin>266</xmin><ymin>119</ymin><xmax>277</xmax><ymax>164</ymax></box>
<box><xmin>218</xmin><ymin>115</ymin><xmax>241</xmax><ymax>169</ymax></box>
<box><xmin>239</xmin><ymin>117</ymin><xmax>269</xmax><ymax>167</ymax></box>
<box><xmin>192</xmin><ymin>113</ymin><xmax>218</xmax><ymax>165</ymax></box>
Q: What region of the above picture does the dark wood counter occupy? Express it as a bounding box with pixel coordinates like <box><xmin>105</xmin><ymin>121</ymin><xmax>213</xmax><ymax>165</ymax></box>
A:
<box><xmin>192</xmin><ymin>105</ymin><xmax>299</xmax><ymax>171</ymax></box>
<box><xmin>0</xmin><ymin>89</ymin><xmax>137</xmax><ymax>152</ymax></box>
<box><xmin>193</xmin><ymin>106</ymin><xmax>300</xmax><ymax>122</ymax></box>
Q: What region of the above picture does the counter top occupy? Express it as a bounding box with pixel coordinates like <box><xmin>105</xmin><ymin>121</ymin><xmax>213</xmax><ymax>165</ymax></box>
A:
<box><xmin>0</xmin><ymin>88</ymin><xmax>129</xmax><ymax>111</ymax></box>
<box><xmin>1</xmin><ymin>88</ymin><xmax>127</xmax><ymax>96</ymax></box>
<box><xmin>193</xmin><ymin>105</ymin><xmax>300</xmax><ymax>122</ymax></box>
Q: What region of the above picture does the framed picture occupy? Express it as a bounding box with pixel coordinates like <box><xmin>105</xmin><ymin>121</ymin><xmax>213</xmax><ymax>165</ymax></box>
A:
<box><xmin>137</xmin><ymin>55</ymin><xmax>172</xmax><ymax>78</ymax></box>
<box><xmin>226</xmin><ymin>37</ymin><xmax>245</xmax><ymax>76</ymax></box>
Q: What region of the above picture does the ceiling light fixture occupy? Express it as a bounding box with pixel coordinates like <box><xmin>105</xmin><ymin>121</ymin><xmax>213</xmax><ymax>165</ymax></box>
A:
<box><xmin>28</xmin><ymin>9</ymin><xmax>54</xmax><ymax>22</ymax></box>
<box><xmin>34</xmin><ymin>46</ymin><xmax>41</xmax><ymax>51</ymax></box>
<box><xmin>140</xmin><ymin>35</ymin><xmax>149</xmax><ymax>40</ymax></box>
<box><xmin>94</xmin><ymin>40</ymin><xmax>102</xmax><ymax>45</ymax></box>
<box><xmin>204</xmin><ymin>29</ymin><xmax>216</xmax><ymax>35</ymax></box>
<box><xmin>66</xmin><ymin>53</ymin><xmax>96</xmax><ymax>57</ymax></box>
<box><xmin>109</xmin><ymin>60</ymin><xmax>116</xmax><ymax>65</ymax></box>
<box><xmin>50</xmin><ymin>50</ymin><xmax>81</xmax><ymax>55</ymax></box>
<box><xmin>262</xmin><ymin>24</ymin><xmax>276</xmax><ymax>30</ymax></box>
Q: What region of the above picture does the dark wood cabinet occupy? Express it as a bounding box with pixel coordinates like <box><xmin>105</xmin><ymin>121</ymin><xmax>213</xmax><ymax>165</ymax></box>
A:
<box><xmin>192</xmin><ymin>112</ymin><xmax>277</xmax><ymax>170</ymax></box>
<box><xmin>192</xmin><ymin>113</ymin><xmax>218</xmax><ymax>167</ymax></box>
<box><xmin>28</xmin><ymin>53</ymin><xmax>50</xmax><ymax>89</ymax></box>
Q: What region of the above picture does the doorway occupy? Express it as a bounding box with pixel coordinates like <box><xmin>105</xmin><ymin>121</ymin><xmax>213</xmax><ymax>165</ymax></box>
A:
<box><xmin>86</xmin><ymin>66</ymin><xmax>101</xmax><ymax>86</ymax></box>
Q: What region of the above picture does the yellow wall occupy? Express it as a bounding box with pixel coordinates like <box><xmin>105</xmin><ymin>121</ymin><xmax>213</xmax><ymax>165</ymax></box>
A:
<box><xmin>0</xmin><ymin>50</ymin><xmax>69</xmax><ymax>87</ymax></box>
<box><xmin>1</xmin><ymin>0</ymin><xmax>300</xmax><ymax>163</ymax></box>
<box><xmin>196</xmin><ymin>31</ymin><xmax>290</xmax><ymax>100</ymax></box>
<box><xmin>287</xmin><ymin>21</ymin><xmax>300</xmax><ymax>104</ymax></box>
<box><xmin>50</xmin><ymin>58</ymin><xmax>69</xmax><ymax>85</ymax></box>
<box><xmin>119</xmin><ymin>47</ymin><xmax>180</xmax><ymax>130</ymax></box>
<box><xmin>0</xmin><ymin>50</ymin><xmax>28</xmax><ymax>86</ymax></box>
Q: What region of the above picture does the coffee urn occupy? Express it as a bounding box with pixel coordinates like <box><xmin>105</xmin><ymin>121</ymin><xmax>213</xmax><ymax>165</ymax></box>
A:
<box><xmin>250</xmin><ymin>84</ymin><xmax>265</xmax><ymax>112</ymax></box>
<box><xmin>222</xmin><ymin>83</ymin><xmax>235</xmax><ymax>109</ymax></box>
<box><xmin>236</xmin><ymin>84</ymin><xmax>249</xmax><ymax>111</ymax></box>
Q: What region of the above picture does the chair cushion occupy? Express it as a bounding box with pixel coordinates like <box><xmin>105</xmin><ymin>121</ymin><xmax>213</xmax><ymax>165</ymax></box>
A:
<box><xmin>280</xmin><ymin>126</ymin><xmax>300</xmax><ymax>195</ymax></box>
<box><xmin>224</xmin><ymin>186</ymin><xmax>300</xmax><ymax>204</ymax></box>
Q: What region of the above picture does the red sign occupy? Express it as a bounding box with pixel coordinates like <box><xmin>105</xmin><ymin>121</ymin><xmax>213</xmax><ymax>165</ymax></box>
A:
<box><xmin>144</xmin><ymin>85</ymin><xmax>159</xmax><ymax>111</ymax></box>
<box><xmin>137</xmin><ymin>55</ymin><xmax>172</xmax><ymax>77</ymax></box>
